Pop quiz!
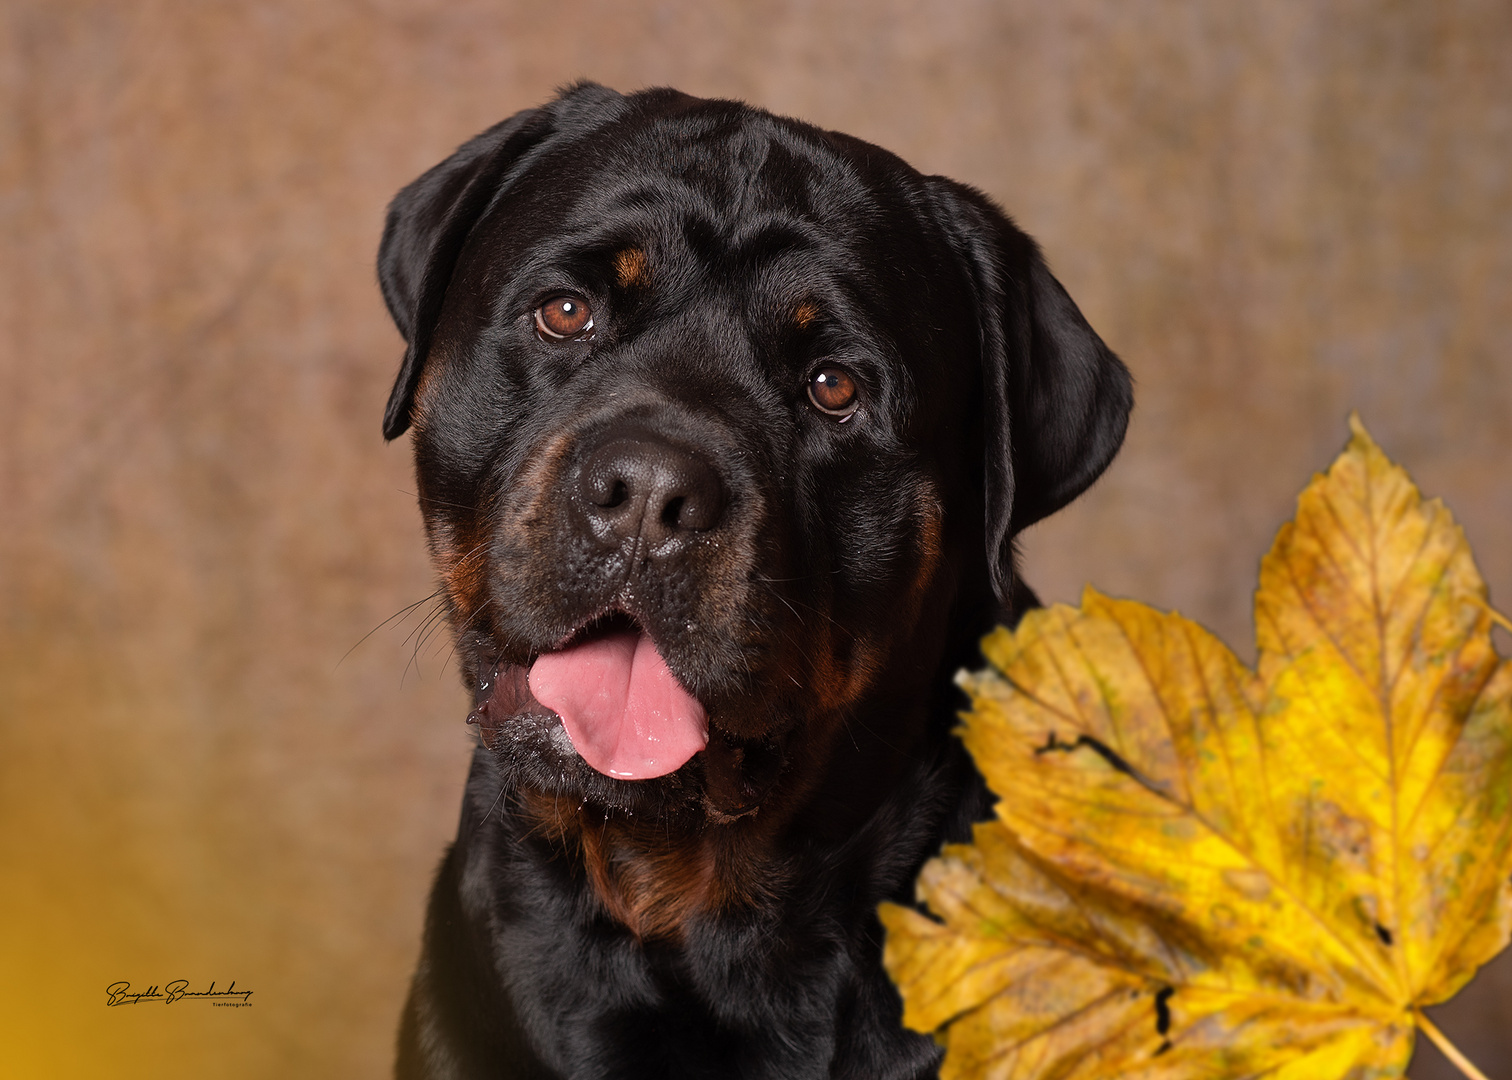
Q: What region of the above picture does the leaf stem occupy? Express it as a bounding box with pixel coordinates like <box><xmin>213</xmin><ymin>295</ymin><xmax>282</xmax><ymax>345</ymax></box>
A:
<box><xmin>1477</xmin><ymin>598</ymin><xmax>1512</xmax><ymax>635</ymax></box>
<box><xmin>1414</xmin><ymin>1009</ymin><xmax>1491</xmax><ymax>1080</ymax></box>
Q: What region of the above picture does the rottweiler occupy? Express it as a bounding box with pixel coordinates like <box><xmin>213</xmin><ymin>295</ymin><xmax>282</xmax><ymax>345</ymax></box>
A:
<box><xmin>379</xmin><ymin>83</ymin><xmax>1131</xmax><ymax>1080</ymax></box>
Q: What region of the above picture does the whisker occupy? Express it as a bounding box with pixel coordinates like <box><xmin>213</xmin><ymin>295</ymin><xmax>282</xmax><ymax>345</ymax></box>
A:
<box><xmin>838</xmin><ymin>714</ymin><xmax>862</xmax><ymax>754</ymax></box>
<box><xmin>397</xmin><ymin>535</ymin><xmax>502</xmax><ymax>685</ymax></box>
<box><xmin>481</xmin><ymin>782</ymin><xmax>509</xmax><ymax>825</ymax></box>
<box><xmin>396</xmin><ymin>488</ymin><xmax>484</xmax><ymax>515</ymax></box>
<box><xmin>402</xmin><ymin>599</ymin><xmax>454</xmax><ymax>686</ymax></box>
<box><xmin>443</xmin><ymin>596</ymin><xmax>496</xmax><ymax>672</ymax></box>
<box><xmin>338</xmin><ymin>590</ymin><xmax>443</xmax><ymax>670</ymax></box>
<box><xmin>746</xmin><ymin>574</ymin><xmax>849</xmax><ymax>632</ymax></box>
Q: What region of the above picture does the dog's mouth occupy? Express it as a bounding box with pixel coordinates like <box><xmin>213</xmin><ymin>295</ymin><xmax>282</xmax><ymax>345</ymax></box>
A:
<box><xmin>470</xmin><ymin>611</ymin><xmax>710</xmax><ymax>782</ymax></box>
<box><xmin>528</xmin><ymin>612</ymin><xmax>709</xmax><ymax>779</ymax></box>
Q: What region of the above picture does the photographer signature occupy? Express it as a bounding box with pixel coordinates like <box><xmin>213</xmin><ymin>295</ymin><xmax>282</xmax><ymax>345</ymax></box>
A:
<box><xmin>105</xmin><ymin>980</ymin><xmax>254</xmax><ymax>1007</ymax></box>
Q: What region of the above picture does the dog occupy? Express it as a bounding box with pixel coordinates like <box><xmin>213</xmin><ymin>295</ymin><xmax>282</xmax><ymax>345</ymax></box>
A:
<box><xmin>379</xmin><ymin>83</ymin><xmax>1131</xmax><ymax>1080</ymax></box>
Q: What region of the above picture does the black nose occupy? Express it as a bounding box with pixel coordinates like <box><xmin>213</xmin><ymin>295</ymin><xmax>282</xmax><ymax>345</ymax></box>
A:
<box><xmin>578</xmin><ymin>435</ymin><xmax>726</xmax><ymax>547</ymax></box>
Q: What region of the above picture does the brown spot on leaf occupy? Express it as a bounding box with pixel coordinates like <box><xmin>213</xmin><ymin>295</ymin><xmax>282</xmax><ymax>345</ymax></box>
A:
<box><xmin>1222</xmin><ymin>868</ymin><xmax>1274</xmax><ymax>902</ymax></box>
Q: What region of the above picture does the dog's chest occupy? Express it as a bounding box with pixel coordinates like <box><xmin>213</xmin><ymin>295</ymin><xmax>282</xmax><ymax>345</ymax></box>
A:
<box><xmin>461</xmin><ymin>787</ymin><xmax>941</xmax><ymax>1078</ymax></box>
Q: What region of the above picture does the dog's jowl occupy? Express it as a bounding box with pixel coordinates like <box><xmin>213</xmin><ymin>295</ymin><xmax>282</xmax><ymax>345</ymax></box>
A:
<box><xmin>380</xmin><ymin>84</ymin><xmax>1132</xmax><ymax>1080</ymax></box>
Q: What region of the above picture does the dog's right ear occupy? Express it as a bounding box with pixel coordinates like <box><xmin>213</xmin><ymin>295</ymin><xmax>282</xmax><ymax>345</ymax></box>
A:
<box><xmin>377</xmin><ymin>108</ymin><xmax>552</xmax><ymax>440</ymax></box>
<box><xmin>378</xmin><ymin>83</ymin><xmax>630</xmax><ymax>440</ymax></box>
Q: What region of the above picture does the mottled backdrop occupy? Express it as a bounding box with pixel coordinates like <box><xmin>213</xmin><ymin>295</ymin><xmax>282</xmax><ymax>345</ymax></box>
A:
<box><xmin>2</xmin><ymin>1</ymin><xmax>1509</xmax><ymax>1076</ymax></box>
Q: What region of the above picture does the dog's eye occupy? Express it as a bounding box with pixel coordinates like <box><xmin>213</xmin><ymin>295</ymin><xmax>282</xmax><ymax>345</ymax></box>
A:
<box><xmin>807</xmin><ymin>367</ymin><xmax>859</xmax><ymax>418</ymax></box>
<box><xmin>535</xmin><ymin>296</ymin><xmax>593</xmax><ymax>339</ymax></box>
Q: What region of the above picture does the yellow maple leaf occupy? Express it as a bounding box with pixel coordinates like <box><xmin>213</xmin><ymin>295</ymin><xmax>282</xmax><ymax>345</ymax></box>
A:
<box><xmin>882</xmin><ymin>417</ymin><xmax>1512</xmax><ymax>1079</ymax></box>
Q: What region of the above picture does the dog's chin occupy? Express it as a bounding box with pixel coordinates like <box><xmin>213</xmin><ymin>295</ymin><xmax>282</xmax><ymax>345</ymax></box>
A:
<box><xmin>467</xmin><ymin>657</ymin><xmax>790</xmax><ymax>822</ymax></box>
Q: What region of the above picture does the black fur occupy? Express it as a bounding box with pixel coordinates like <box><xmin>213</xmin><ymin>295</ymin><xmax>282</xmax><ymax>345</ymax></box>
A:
<box><xmin>380</xmin><ymin>84</ymin><xmax>1131</xmax><ymax>1080</ymax></box>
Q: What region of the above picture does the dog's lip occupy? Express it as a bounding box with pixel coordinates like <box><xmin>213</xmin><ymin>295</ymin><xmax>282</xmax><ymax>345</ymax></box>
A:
<box><xmin>545</xmin><ymin>606</ymin><xmax>646</xmax><ymax>654</ymax></box>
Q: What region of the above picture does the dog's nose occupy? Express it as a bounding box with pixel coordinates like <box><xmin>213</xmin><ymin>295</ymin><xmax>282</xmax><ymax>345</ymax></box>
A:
<box><xmin>579</xmin><ymin>436</ymin><xmax>726</xmax><ymax>547</ymax></box>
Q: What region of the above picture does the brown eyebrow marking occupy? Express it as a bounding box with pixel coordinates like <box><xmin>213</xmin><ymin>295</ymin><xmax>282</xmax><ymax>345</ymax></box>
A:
<box><xmin>614</xmin><ymin>247</ymin><xmax>649</xmax><ymax>288</ymax></box>
<box><xmin>793</xmin><ymin>300</ymin><xmax>821</xmax><ymax>329</ymax></box>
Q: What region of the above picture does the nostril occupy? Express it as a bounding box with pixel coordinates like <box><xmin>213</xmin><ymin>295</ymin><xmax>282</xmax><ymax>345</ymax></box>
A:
<box><xmin>578</xmin><ymin>433</ymin><xmax>727</xmax><ymax>543</ymax></box>
<box><xmin>668</xmin><ymin>486</ymin><xmax>720</xmax><ymax>532</ymax></box>
<box><xmin>584</xmin><ymin>465</ymin><xmax>631</xmax><ymax>509</ymax></box>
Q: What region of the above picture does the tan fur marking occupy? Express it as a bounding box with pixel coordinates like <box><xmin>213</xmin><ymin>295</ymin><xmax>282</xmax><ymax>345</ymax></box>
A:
<box><xmin>519</xmin><ymin>790</ymin><xmax>780</xmax><ymax>941</ymax></box>
<box><xmin>428</xmin><ymin>522</ymin><xmax>493</xmax><ymax>636</ymax></box>
<box><xmin>793</xmin><ymin>300</ymin><xmax>821</xmax><ymax>329</ymax></box>
<box><xmin>410</xmin><ymin>345</ymin><xmax>447</xmax><ymax>432</ymax></box>
<box><xmin>906</xmin><ymin>491</ymin><xmax>946</xmax><ymax>614</ymax></box>
<box><xmin>499</xmin><ymin>429</ymin><xmax>574</xmax><ymax>546</ymax></box>
<box><xmin>614</xmin><ymin>247</ymin><xmax>649</xmax><ymax>288</ymax></box>
<box><xmin>802</xmin><ymin>488</ymin><xmax>944</xmax><ymax>714</ymax></box>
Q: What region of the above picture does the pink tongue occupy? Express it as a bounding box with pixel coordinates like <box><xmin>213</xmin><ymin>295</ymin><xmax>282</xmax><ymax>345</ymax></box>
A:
<box><xmin>527</xmin><ymin>630</ymin><xmax>709</xmax><ymax>779</ymax></box>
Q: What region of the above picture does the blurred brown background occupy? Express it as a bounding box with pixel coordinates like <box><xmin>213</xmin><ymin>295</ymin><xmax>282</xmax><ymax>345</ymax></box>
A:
<box><xmin>2</xmin><ymin>1</ymin><xmax>1508</xmax><ymax>1076</ymax></box>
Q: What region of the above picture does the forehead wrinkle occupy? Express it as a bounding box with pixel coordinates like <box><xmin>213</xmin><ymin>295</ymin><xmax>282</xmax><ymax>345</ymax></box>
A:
<box><xmin>642</xmin><ymin>110</ymin><xmax>866</xmax><ymax>196</ymax></box>
<box><xmin>601</xmin><ymin>179</ymin><xmax>709</xmax><ymax>217</ymax></box>
<box><xmin>588</xmin><ymin>145</ymin><xmax>873</xmax><ymax>244</ymax></box>
<box><xmin>605</xmin><ymin>114</ymin><xmax>871</xmax><ymax>216</ymax></box>
<box><xmin>541</xmin><ymin>171</ymin><xmax>885</xmax><ymax>326</ymax></box>
<box><xmin>724</xmin><ymin>215</ymin><xmax>820</xmax><ymax>260</ymax></box>
<box><xmin>726</xmin><ymin>125</ymin><xmax>774</xmax><ymax>217</ymax></box>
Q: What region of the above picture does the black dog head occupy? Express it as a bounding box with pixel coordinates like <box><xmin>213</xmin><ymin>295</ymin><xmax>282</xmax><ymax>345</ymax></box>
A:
<box><xmin>379</xmin><ymin>83</ymin><xmax>1130</xmax><ymax>834</ymax></box>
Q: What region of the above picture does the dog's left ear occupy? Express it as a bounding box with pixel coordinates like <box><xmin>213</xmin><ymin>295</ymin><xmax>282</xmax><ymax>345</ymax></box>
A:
<box><xmin>927</xmin><ymin>178</ymin><xmax>1134</xmax><ymax>607</ymax></box>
